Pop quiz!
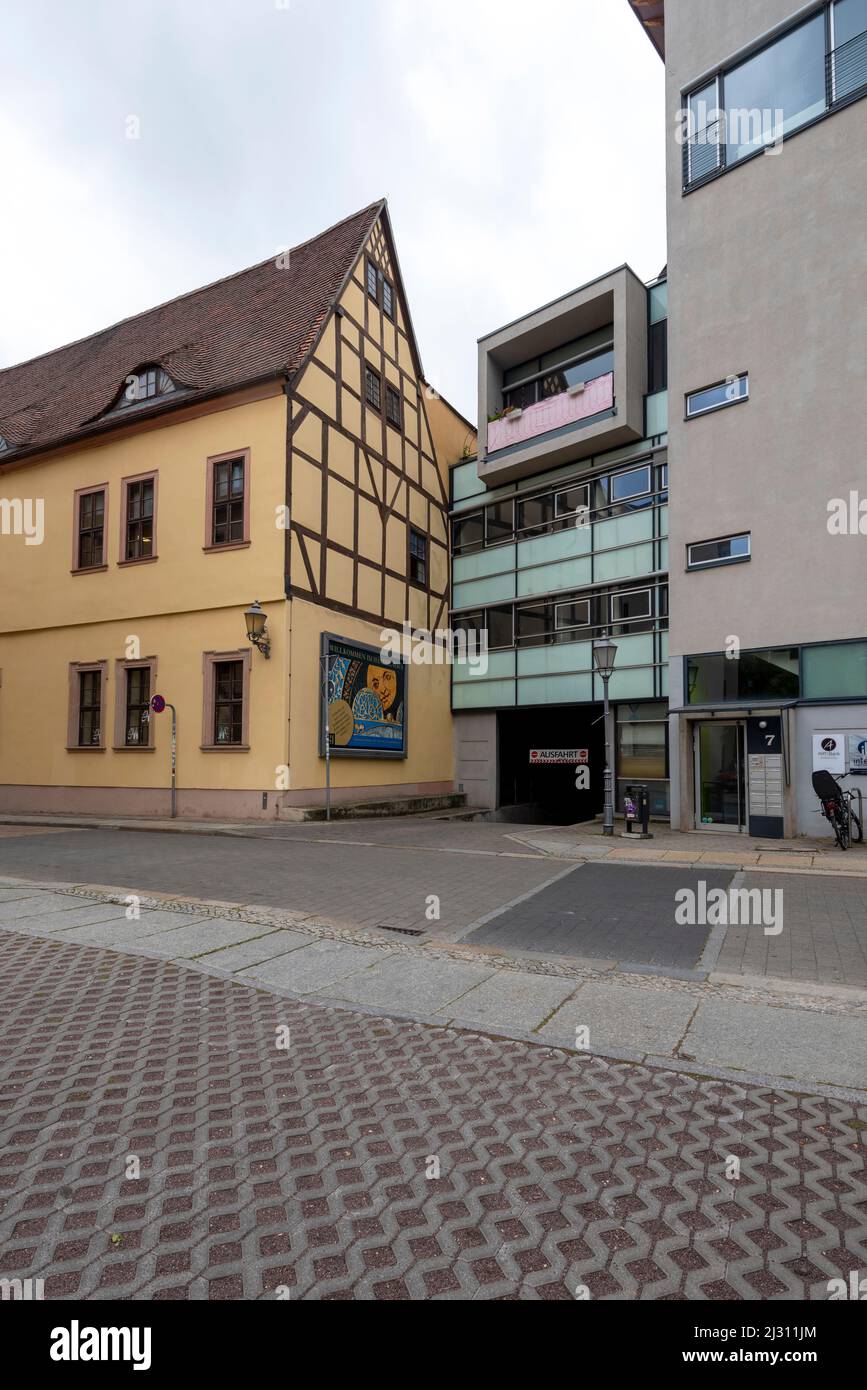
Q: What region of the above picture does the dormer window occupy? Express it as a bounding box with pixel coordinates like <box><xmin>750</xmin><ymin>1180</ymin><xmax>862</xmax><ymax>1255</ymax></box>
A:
<box><xmin>110</xmin><ymin>365</ymin><xmax>178</xmax><ymax>413</ymax></box>
<box><xmin>0</xmin><ymin>435</ymin><xmax>9</xmax><ymax>454</ymax></box>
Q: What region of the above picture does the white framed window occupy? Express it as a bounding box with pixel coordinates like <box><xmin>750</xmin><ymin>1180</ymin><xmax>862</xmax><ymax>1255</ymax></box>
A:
<box><xmin>687</xmin><ymin>533</ymin><xmax>751</xmax><ymax>570</ymax></box>
<box><xmin>555</xmin><ymin>599</ymin><xmax>591</xmax><ymax>631</ymax></box>
<box><xmin>686</xmin><ymin>374</ymin><xmax>749</xmax><ymax>418</ymax></box>
<box><xmin>610</xmin><ymin>587</ymin><xmax>652</xmax><ymax>626</ymax></box>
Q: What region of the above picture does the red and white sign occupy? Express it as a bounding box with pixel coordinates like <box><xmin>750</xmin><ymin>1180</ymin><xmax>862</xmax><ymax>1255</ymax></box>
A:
<box><xmin>530</xmin><ymin>749</ymin><xmax>588</xmax><ymax>765</ymax></box>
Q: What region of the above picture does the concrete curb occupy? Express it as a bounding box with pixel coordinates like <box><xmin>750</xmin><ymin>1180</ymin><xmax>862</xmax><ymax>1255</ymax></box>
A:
<box><xmin>2</xmin><ymin>875</ymin><xmax>866</xmax><ymax>1104</ymax></box>
<box><xmin>4</xmin><ymin>911</ymin><xmax>865</xmax><ymax>1106</ymax></box>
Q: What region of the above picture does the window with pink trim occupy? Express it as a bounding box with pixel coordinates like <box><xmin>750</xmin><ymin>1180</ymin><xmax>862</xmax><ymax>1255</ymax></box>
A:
<box><xmin>73</xmin><ymin>486</ymin><xmax>108</xmax><ymax>571</ymax></box>
<box><xmin>205</xmin><ymin>449</ymin><xmax>250</xmax><ymax>550</ymax></box>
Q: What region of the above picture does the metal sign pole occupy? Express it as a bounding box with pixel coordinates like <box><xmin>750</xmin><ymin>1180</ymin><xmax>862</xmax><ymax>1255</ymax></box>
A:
<box><xmin>320</xmin><ymin>654</ymin><xmax>332</xmax><ymax>823</ymax></box>
<box><xmin>169</xmin><ymin>704</ymin><xmax>177</xmax><ymax>819</ymax></box>
<box><xmin>150</xmin><ymin>695</ymin><xmax>177</xmax><ymax>819</ymax></box>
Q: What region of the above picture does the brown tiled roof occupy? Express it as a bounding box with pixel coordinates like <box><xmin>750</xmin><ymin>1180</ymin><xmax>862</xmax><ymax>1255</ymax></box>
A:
<box><xmin>0</xmin><ymin>200</ymin><xmax>384</xmax><ymax>461</ymax></box>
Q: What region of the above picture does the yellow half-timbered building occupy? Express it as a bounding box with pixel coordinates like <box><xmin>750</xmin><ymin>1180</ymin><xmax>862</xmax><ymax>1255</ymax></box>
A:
<box><xmin>0</xmin><ymin>200</ymin><xmax>475</xmax><ymax>818</ymax></box>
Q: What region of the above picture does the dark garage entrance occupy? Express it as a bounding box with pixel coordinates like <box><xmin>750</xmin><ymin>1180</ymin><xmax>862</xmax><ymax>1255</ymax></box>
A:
<box><xmin>497</xmin><ymin>705</ymin><xmax>605</xmax><ymax>825</ymax></box>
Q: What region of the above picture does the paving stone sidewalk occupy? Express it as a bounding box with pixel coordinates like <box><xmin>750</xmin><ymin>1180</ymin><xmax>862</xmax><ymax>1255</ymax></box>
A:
<box><xmin>1</xmin><ymin>927</ymin><xmax>865</xmax><ymax>1301</ymax></box>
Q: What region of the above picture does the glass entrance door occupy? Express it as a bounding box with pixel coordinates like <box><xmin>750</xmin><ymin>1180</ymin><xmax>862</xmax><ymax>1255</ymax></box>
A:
<box><xmin>694</xmin><ymin>722</ymin><xmax>747</xmax><ymax>831</ymax></box>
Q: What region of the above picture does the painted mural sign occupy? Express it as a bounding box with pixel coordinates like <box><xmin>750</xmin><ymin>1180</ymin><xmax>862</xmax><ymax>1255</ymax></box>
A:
<box><xmin>320</xmin><ymin>633</ymin><xmax>407</xmax><ymax>759</ymax></box>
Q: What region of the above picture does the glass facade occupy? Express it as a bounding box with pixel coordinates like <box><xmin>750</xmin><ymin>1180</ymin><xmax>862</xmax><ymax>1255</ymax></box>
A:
<box><xmin>802</xmin><ymin>641</ymin><xmax>867</xmax><ymax>700</ymax></box>
<box><xmin>687</xmin><ymin>640</ymin><xmax>867</xmax><ymax>706</ymax></box>
<box><xmin>687</xmin><ymin>648</ymin><xmax>800</xmax><ymax>703</ymax></box>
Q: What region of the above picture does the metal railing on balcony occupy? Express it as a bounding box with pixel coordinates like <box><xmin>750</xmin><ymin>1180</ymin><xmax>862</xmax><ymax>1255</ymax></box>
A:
<box><xmin>682</xmin><ymin>115</ymin><xmax>722</xmax><ymax>190</ymax></box>
<box><xmin>486</xmin><ymin>372</ymin><xmax>615</xmax><ymax>456</ymax></box>
<box><xmin>827</xmin><ymin>28</ymin><xmax>867</xmax><ymax>107</ymax></box>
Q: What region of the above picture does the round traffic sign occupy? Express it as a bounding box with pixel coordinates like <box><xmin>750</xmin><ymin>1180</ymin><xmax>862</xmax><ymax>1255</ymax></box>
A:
<box><xmin>151</xmin><ymin>694</ymin><xmax>166</xmax><ymax>714</ymax></box>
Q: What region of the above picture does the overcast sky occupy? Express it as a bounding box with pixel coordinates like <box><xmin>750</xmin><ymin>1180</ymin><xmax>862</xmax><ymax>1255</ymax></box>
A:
<box><xmin>0</xmin><ymin>0</ymin><xmax>666</xmax><ymax>421</ymax></box>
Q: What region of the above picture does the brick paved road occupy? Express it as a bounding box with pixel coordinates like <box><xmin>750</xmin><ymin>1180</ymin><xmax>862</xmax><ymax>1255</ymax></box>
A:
<box><xmin>717</xmin><ymin>872</ymin><xmax>867</xmax><ymax>987</ymax></box>
<box><xmin>0</xmin><ymin>828</ymin><xmax>561</xmax><ymax>936</ymax></box>
<box><xmin>4</xmin><ymin>829</ymin><xmax>867</xmax><ymax>988</ymax></box>
<box><xmin>1</xmin><ymin>927</ymin><xmax>865</xmax><ymax>1301</ymax></box>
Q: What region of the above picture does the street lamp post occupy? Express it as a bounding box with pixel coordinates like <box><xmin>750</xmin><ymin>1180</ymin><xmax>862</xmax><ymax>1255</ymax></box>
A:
<box><xmin>319</xmin><ymin>651</ymin><xmax>334</xmax><ymax>822</ymax></box>
<box><xmin>593</xmin><ymin>632</ymin><xmax>618</xmax><ymax>837</ymax></box>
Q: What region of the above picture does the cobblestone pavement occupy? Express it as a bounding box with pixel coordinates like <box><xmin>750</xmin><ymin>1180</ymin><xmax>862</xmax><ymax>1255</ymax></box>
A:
<box><xmin>1</xmin><ymin>927</ymin><xmax>865</xmax><ymax>1301</ymax></box>
<box><xmin>717</xmin><ymin>872</ymin><xmax>867</xmax><ymax>987</ymax></box>
<box><xmin>0</xmin><ymin>828</ymin><xmax>560</xmax><ymax>936</ymax></box>
<box><xmin>3</xmin><ymin>829</ymin><xmax>867</xmax><ymax>991</ymax></box>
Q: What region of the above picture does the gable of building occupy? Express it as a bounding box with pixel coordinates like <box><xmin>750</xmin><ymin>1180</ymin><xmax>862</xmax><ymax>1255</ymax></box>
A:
<box><xmin>286</xmin><ymin>205</ymin><xmax>452</xmax><ymax>636</ymax></box>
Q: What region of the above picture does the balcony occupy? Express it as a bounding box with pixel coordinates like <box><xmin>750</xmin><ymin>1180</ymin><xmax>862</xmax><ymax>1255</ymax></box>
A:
<box><xmin>478</xmin><ymin>265</ymin><xmax>648</xmax><ymax>486</ymax></box>
<box><xmin>487</xmin><ymin>372</ymin><xmax>614</xmax><ymax>455</ymax></box>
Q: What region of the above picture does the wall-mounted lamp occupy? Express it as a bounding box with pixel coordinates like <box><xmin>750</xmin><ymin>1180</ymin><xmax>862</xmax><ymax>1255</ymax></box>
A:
<box><xmin>244</xmin><ymin>600</ymin><xmax>271</xmax><ymax>659</ymax></box>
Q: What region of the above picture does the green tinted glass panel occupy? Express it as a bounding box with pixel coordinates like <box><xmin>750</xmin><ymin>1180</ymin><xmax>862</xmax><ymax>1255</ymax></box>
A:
<box><xmin>649</xmin><ymin>282</ymin><xmax>668</xmax><ymax>324</ymax></box>
<box><xmin>517</xmin><ymin>672</ymin><xmax>594</xmax><ymax>705</ymax></box>
<box><xmin>453</xmin><ymin>546</ymin><xmax>516</xmax><ymax>584</ymax></box>
<box><xmin>452</xmin><ymin>573</ymin><xmax>516</xmax><ymax>608</ymax></box>
<box><xmin>645</xmin><ymin>389</ymin><xmax>668</xmax><ymax>436</ymax></box>
<box><xmin>452</xmin><ymin>462</ymin><xmax>484</xmax><ymax>503</ymax></box>
<box><xmin>453</xmin><ymin>679</ymin><xmax>515</xmax><ymax>709</ymax></box>
<box><xmin>802</xmin><ymin>641</ymin><xmax>867</xmax><ymax>699</ymax></box>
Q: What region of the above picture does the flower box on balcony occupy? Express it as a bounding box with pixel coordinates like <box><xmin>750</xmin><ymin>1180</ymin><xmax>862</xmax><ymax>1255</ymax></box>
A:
<box><xmin>486</xmin><ymin>371</ymin><xmax>614</xmax><ymax>455</ymax></box>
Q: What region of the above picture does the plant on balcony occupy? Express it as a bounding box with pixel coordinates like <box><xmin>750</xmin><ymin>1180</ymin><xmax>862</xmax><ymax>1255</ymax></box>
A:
<box><xmin>488</xmin><ymin>404</ymin><xmax>522</xmax><ymax>423</ymax></box>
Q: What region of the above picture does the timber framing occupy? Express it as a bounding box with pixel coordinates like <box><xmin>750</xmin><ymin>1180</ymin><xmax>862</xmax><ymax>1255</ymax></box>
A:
<box><xmin>285</xmin><ymin>204</ymin><xmax>450</xmax><ymax>636</ymax></box>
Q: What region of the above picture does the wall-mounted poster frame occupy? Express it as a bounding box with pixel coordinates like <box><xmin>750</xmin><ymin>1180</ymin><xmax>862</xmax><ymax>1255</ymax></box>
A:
<box><xmin>319</xmin><ymin>632</ymin><xmax>408</xmax><ymax>759</ymax></box>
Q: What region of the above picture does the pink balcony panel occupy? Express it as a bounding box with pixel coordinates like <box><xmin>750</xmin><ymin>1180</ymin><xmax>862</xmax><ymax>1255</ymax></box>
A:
<box><xmin>487</xmin><ymin>372</ymin><xmax>614</xmax><ymax>454</ymax></box>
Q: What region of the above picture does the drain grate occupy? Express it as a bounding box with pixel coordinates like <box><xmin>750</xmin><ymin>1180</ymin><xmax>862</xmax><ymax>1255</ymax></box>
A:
<box><xmin>376</xmin><ymin>924</ymin><xmax>426</xmax><ymax>937</ymax></box>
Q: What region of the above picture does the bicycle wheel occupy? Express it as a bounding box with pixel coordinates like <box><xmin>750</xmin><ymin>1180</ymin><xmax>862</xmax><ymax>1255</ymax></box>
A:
<box><xmin>851</xmin><ymin>806</ymin><xmax>863</xmax><ymax>844</ymax></box>
<box><xmin>835</xmin><ymin>802</ymin><xmax>851</xmax><ymax>850</ymax></box>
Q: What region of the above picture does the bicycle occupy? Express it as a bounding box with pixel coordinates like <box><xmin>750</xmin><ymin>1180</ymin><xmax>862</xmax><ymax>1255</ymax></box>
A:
<box><xmin>812</xmin><ymin>769</ymin><xmax>864</xmax><ymax>850</ymax></box>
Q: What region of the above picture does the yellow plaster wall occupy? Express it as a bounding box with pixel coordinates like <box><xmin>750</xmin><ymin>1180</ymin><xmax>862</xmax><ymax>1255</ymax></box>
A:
<box><xmin>287</xmin><ymin>597</ymin><xmax>453</xmax><ymax>793</ymax></box>
<box><xmin>1</xmin><ymin>393</ymin><xmax>287</xmax><ymax>634</ymax></box>
<box><xmin>0</xmin><ymin>391</ymin><xmax>291</xmax><ymax>812</ymax></box>
<box><xmin>0</xmin><ymin>599</ymin><xmax>288</xmax><ymax>796</ymax></box>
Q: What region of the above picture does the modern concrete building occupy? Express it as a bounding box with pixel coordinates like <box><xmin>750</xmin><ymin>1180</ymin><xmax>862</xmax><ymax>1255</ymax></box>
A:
<box><xmin>450</xmin><ymin>267</ymin><xmax>670</xmax><ymax>822</ymax></box>
<box><xmin>632</xmin><ymin>0</ymin><xmax>867</xmax><ymax>838</ymax></box>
